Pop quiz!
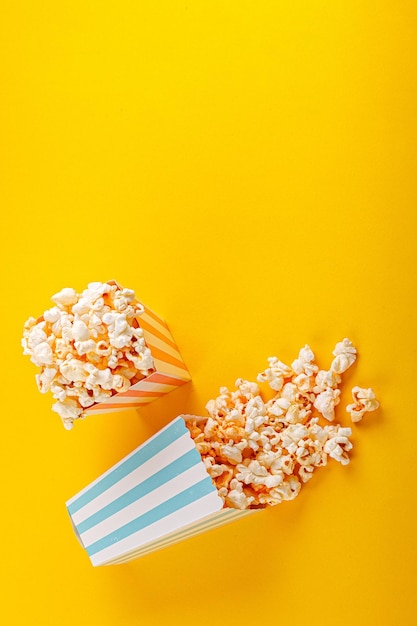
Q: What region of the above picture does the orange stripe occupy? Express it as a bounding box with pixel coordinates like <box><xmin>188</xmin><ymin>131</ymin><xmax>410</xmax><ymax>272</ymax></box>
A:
<box><xmin>146</xmin><ymin>344</ymin><xmax>188</xmax><ymax>371</ymax></box>
<box><xmin>146</xmin><ymin>372</ymin><xmax>186</xmax><ymax>386</ymax></box>
<box><xmin>143</xmin><ymin>306</ymin><xmax>170</xmax><ymax>330</ymax></box>
<box><xmin>116</xmin><ymin>389</ymin><xmax>167</xmax><ymax>398</ymax></box>
<box><xmin>86</xmin><ymin>400</ymin><xmax>152</xmax><ymax>411</ymax></box>
<box><xmin>139</xmin><ymin>318</ymin><xmax>178</xmax><ymax>351</ymax></box>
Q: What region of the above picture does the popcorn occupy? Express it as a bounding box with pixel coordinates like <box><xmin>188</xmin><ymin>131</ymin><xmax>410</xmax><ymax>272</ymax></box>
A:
<box><xmin>221</xmin><ymin>443</ymin><xmax>243</xmax><ymax>465</ymax></box>
<box><xmin>59</xmin><ymin>358</ymin><xmax>88</xmax><ymax>383</ymax></box>
<box><xmin>291</xmin><ymin>345</ymin><xmax>318</xmax><ymax>377</ymax></box>
<box><xmin>43</xmin><ymin>307</ymin><xmax>61</xmax><ymax>323</ymax></box>
<box><xmin>330</xmin><ymin>338</ymin><xmax>357</xmax><ymax>374</ymax></box>
<box><xmin>36</xmin><ymin>367</ymin><xmax>58</xmax><ymax>393</ymax></box>
<box><xmin>51</xmin><ymin>287</ymin><xmax>78</xmax><ymax>307</ymax></box>
<box><xmin>313</xmin><ymin>388</ymin><xmax>341</xmax><ymax>421</ymax></box>
<box><xmin>298</xmin><ymin>465</ymin><xmax>314</xmax><ymax>483</ymax></box>
<box><xmin>314</xmin><ymin>369</ymin><xmax>341</xmax><ymax>392</ymax></box>
<box><xmin>257</xmin><ymin>357</ymin><xmax>292</xmax><ymax>391</ymax></box>
<box><xmin>346</xmin><ymin>386</ymin><xmax>380</xmax><ymax>423</ymax></box>
<box><xmin>226</xmin><ymin>480</ymin><xmax>256</xmax><ymax>510</ymax></box>
<box><xmin>186</xmin><ymin>338</ymin><xmax>378</xmax><ymax>511</ymax></box>
<box><xmin>323</xmin><ymin>427</ymin><xmax>353</xmax><ymax>465</ymax></box>
<box><xmin>72</xmin><ymin>320</ymin><xmax>90</xmax><ymax>342</ymax></box>
<box><xmin>236</xmin><ymin>460</ymin><xmax>283</xmax><ymax>489</ymax></box>
<box><xmin>22</xmin><ymin>281</ymin><xmax>156</xmax><ymax>429</ymax></box>
<box><xmin>32</xmin><ymin>341</ymin><xmax>54</xmax><ymax>367</ymax></box>
<box><xmin>52</xmin><ymin>399</ymin><xmax>83</xmax><ymax>430</ymax></box>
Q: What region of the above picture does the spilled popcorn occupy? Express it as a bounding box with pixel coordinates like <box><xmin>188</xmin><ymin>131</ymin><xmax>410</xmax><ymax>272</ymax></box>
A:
<box><xmin>346</xmin><ymin>386</ymin><xmax>380</xmax><ymax>422</ymax></box>
<box><xmin>22</xmin><ymin>281</ymin><xmax>154</xmax><ymax>429</ymax></box>
<box><xmin>186</xmin><ymin>339</ymin><xmax>379</xmax><ymax>510</ymax></box>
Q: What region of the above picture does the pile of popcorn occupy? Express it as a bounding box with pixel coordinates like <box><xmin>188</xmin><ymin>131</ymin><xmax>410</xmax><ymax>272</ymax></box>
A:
<box><xmin>186</xmin><ymin>339</ymin><xmax>379</xmax><ymax>510</ymax></box>
<box><xmin>22</xmin><ymin>282</ymin><xmax>154</xmax><ymax>430</ymax></box>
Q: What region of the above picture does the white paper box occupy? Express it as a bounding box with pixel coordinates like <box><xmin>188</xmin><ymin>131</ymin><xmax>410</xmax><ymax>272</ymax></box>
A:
<box><xmin>67</xmin><ymin>416</ymin><xmax>256</xmax><ymax>565</ymax></box>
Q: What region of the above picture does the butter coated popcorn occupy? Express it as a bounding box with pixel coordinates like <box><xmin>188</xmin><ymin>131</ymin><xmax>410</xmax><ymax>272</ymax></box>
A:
<box><xmin>22</xmin><ymin>281</ymin><xmax>155</xmax><ymax>429</ymax></box>
<box><xmin>186</xmin><ymin>338</ymin><xmax>379</xmax><ymax>511</ymax></box>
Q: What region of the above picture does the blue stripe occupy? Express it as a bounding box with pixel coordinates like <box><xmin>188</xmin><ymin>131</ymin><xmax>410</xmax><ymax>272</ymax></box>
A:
<box><xmin>68</xmin><ymin>418</ymin><xmax>187</xmax><ymax>515</ymax></box>
<box><xmin>77</xmin><ymin>447</ymin><xmax>202</xmax><ymax>534</ymax></box>
<box><xmin>86</xmin><ymin>476</ymin><xmax>216</xmax><ymax>557</ymax></box>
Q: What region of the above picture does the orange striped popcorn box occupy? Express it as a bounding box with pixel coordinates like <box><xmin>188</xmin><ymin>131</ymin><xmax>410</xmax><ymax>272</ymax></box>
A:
<box><xmin>22</xmin><ymin>280</ymin><xmax>191</xmax><ymax>429</ymax></box>
<box><xmin>67</xmin><ymin>416</ymin><xmax>257</xmax><ymax>565</ymax></box>
<box><xmin>83</xmin><ymin>300</ymin><xmax>191</xmax><ymax>418</ymax></box>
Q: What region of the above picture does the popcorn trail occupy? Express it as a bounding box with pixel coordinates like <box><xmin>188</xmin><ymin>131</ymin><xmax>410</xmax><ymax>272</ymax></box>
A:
<box><xmin>185</xmin><ymin>339</ymin><xmax>379</xmax><ymax>510</ymax></box>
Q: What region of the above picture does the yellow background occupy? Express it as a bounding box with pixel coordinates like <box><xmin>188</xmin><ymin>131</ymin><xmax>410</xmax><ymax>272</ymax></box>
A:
<box><xmin>1</xmin><ymin>1</ymin><xmax>416</xmax><ymax>624</ymax></box>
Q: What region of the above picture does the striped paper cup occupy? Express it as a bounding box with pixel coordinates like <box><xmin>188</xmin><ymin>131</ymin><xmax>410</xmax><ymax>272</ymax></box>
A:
<box><xmin>83</xmin><ymin>293</ymin><xmax>191</xmax><ymax>417</ymax></box>
<box><xmin>67</xmin><ymin>416</ymin><xmax>256</xmax><ymax>565</ymax></box>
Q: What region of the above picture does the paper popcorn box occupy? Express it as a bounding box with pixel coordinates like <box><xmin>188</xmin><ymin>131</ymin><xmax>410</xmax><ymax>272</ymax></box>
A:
<box><xmin>83</xmin><ymin>299</ymin><xmax>191</xmax><ymax>417</ymax></box>
<box><xmin>67</xmin><ymin>416</ymin><xmax>256</xmax><ymax>566</ymax></box>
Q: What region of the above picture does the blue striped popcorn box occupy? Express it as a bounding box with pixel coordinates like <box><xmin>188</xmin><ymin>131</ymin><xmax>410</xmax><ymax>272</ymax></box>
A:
<box><xmin>67</xmin><ymin>416</ymin><xmax>256</xmax><ymax>565</ymax></box>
